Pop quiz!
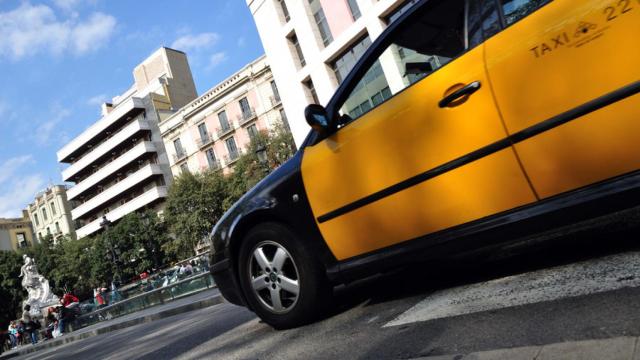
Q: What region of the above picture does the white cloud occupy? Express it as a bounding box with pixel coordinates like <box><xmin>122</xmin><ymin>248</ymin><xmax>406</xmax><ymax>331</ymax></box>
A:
<box><xmin>170</xmin><ymin>32</ymin><xmax>220</xmax><ymax>53</ymax></box>
<box><xmin>31</xmin><ymin>104</ymin><xmax>72</xmax><ymax>146</ymax></box>
<box><xmin>237</xmin><ymin>37</ymin><xmax>246</xmax><ymax>48</ymax></box>
<box><xmin>87</xmin><ymin>93</ymin><xmax>108</xmax><ymax>106</ymax></box>
<box><xmin>0</xmin><ymin>155</ymin><xmax>33</xmax><ymax>186</ymax></box>
<box><xmin>0</xmin><ymin>156</ymin><xmax>45</xmax><ymax>218</ymax></box>
<box><xmin>0</xmin><ymin>3</ymin><xmax>117</xmax><ymax>60</ymax></box>
<box><xmin>206</xmin><ymin>52</ymin><xmax>227</xmax><ymax>71</ymax></box>
<box><xmin>52</xmin><ymin>0</ymin><xmax>82</xmax><ymax>11</ymax></box>
<box><xmin>0</xmin><ymin>174</ymin><xmax>46</xmax><ymax>218</ymax></box>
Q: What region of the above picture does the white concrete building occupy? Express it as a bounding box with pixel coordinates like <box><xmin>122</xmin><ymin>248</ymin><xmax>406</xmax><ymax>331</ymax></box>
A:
<box><xmin>26</xmin><ymin>185</ymin><xmax>77</xmax><ymax>242</ymax></box>
<box><xmin>57</xmin><ymin>48</ymin><xmax>198</xmax><ymax>239</ymax></box>
<box><xmin>159</xmin><ymin>55</ymin><xmax>289</xmax><ymax>176</ymax></box>
<box><xmin>247</xmin><ymin>0</ymin><xmax>415</xmax><ymax>145</ymax></box>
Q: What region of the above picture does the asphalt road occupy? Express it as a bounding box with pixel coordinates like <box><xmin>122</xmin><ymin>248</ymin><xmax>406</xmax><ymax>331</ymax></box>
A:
<box><xmin>16</xmin><ymin>210</ymin><xmax>640</xmax><ymax>360</ymax></box>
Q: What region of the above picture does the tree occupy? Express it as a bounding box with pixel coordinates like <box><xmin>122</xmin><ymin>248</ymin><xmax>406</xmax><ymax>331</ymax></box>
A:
<box><xmin>165</xmin><ymin>170</ymin><xmax>227</xmax><ymax>259</ymax></box>
<box><xmin>0</xmin><ymin>251</ymin><xmax>26</xmax><ymax>330</ymax></box>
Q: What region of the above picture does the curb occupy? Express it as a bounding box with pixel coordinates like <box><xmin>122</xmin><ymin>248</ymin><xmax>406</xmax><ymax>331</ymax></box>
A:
<box><xmin>1</xmin><ymin>294</ymin><xmax>225</xmax><ymax>359</ymax></box>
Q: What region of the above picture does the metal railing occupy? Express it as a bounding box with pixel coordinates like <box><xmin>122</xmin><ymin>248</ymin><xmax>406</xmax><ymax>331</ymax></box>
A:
<box><xmin>196</xmin><ymin>133</ymin><xmax>214</xmax><ymax>148</ymax></box>
<box><xmin>70</xmin><ymin>272</ymin><xmax>215</xmax><ymax>331</ymax></box>
<box><xmin>237</xmin><ymin>108</ymin><xmax>257</xmax><ymax>126</ymax></box>
<box><xmin>216</xmin><ymin>125</ymin><xmax>234</xmax><ymax>138</ymax></box>
<box><xmin>172</xmin><ymin>151</ymin><xmax>187</xmax><ymax>163</ymax></box>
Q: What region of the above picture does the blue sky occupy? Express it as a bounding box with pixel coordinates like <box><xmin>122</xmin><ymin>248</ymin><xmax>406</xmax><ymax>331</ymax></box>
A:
<box><xmin>0</xmin><ymin>0</ymin><xmax>264</xmax><ymax>217</ymax></box>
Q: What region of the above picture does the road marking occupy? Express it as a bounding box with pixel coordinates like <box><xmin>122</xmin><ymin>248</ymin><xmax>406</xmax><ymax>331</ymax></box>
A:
<box><xmin>384</xmin><ymin>251</ymin><xmax>640</xmax><ymax>327</ymax></box>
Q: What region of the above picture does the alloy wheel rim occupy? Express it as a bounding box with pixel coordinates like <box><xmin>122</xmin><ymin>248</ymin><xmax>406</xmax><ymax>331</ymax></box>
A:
<box><xmin>248</xmin><ymin>240</ymin><xmax>300</xmax><ymax>314</ymax></box>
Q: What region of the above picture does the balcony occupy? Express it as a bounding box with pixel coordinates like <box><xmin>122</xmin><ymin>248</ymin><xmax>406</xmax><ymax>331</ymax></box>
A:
<box><xmin>237</xmin><ymin>108</ymin><xmax>257</xmax><ymax>126</ymax></box>
<box><xmin>172</xmin><ymin>150</ymin><xmax>187</xmax><ymax>164</ymax></box>
<box><xmin>216</xmin><ymin>124</ymin><xmax>235</xmax><ymax>139</ymax></box>
<box><xmin>196</xmin><ymin>133</ymin><xmax>214</xmax><ymax>148</ymax></box>
<box><xmin>62</xmin><ymin>118</ymin><xmax>151</xmax><ymax>182</ymax></box>
<box><xmin>269</xmin><ymin>96</ymin><xmax>281</xmax><ymax>108</ymax></box>
<box><xmin>58</xmin><ymin>97</ymin><xmax>145</xmax><ymax>163</ymax></box>
<box><xmin>206</xmin><ymin>159</ymin><xmax>222</xmax><ymax>171</ymax></box>
<box><xmin>75</xmin><ymin>185</ymin><xmax>168</xmax><ymax>239</ymax></box>
<box><xmin>224</xmin><ymin>150</ymin><xmax>240</xmax><ymax>165</ymax></box>
<box><xmin>67</xmin><ymin>141</ymin><xmax>156</xmax><ymax>201</ymax></box>
<box><xmin>71</xmin><ymin>164</ymin><xmax>164</xmax><ymax>220</ymax></box>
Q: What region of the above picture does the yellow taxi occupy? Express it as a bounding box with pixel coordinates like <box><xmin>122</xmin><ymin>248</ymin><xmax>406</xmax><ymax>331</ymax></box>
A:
<box><xmin>210</xmin><ymin>0</ymin><xmax>640</xmax><ymax>328</ymax></box>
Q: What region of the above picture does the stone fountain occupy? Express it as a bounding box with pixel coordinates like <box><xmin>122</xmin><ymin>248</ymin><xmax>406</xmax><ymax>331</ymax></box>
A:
<box><xmin>20</xmin><ymin>255</ymin><xmax>59</xmax><ymax>317</ymax></box>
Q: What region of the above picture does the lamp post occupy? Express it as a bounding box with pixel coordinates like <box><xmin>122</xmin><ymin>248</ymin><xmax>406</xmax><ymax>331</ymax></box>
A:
<box><xmin>100</xmin><ymin>215</ymin><xmax>121</xmax><ymax>286</ymax></box>
<box><xmin>255</xmin><ymin>143</ymin><xmax>269</xmax><ymax>174</ymax></box>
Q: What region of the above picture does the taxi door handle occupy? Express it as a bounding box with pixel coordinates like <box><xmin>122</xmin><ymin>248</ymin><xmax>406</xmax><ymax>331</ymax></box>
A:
<box><xmin>438</xmin><ymin>81</ymin><xmax>482</xmax><ymax>108</ymax></box>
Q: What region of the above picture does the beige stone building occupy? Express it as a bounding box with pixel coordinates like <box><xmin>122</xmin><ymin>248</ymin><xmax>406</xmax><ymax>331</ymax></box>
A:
<box><xmin>0</xmin><ymin>211</ymin><xmax>36</xmax><ymax>251</ymax></box>
<box><xmin>26</xmin><ymin>185</ymin><xmax>77</xmax><ymax>243</ymax></box>
<box><xmin>57</xmin><ymin>47</ymin><xmax>198</xmax><ymax>239</ymax></box>
<box><xmin>159</xmin><ymin>55</ymin><xmax>289</xmax><ymax>176</ymax></box>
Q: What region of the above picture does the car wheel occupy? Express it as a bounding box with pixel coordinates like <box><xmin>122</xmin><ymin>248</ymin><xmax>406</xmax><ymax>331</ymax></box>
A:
<box><xmin>238</xmin><ymin>222</ymin><xmax>332</xmax><ymax>329</ymax></box>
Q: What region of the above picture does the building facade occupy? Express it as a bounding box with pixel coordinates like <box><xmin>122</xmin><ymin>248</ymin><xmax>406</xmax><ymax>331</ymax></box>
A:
<box><xmin>247</xmin><ymin>0</ymin><xmax>414</xmax><ymax>145</ymax></box>
<box><xmin>159</xmin><ymin>55</ymin><xmax>289</xmax><ymax>176</ymax></box>
<box><xmin>26</xmin><ymin>185</ymin><xmax>77</xmax><ymax>242</ymax></box>
<box><xmin>0</xmin><ymin>211</ymin><xmax>36</xmax><ymax>252</ymax></box>
<box><xmin>57</xmin><ymin>47</ymin><xmax>198</xmax><ymax>239</ymax></box>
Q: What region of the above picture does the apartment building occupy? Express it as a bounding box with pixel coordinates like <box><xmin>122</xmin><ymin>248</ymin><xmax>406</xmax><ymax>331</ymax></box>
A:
<box><xmin>57</xmin><ymin>47</ymin><xmax>198</xmax><ymax>239</ymax></box>
<box><xmin>159</xmin><ymin>55</ymin><xmax>289</xmax><ymax>176</ymax></box>
<box><xmin>26</xmin><ymin>185</ymin><xmax>77</xmax><ymax>243</ymax></box>
<box><xmin>0</xmin><ymin>211</ymin><xmax>36</xmax><ymax>251</ymax></box>
<box><xmin>247</xmin><ymin>0</ymin><xmax>415</xmax><ymax>145</ymax></box>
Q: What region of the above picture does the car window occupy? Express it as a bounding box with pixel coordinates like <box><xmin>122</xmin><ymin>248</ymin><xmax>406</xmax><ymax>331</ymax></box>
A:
<box><xmin>500</xmin><ymin>0</ymin><xmax>551</xmax><ymax>26</ymax></box>
<box><xmin>338</xmin><ymin>0</ymin><xmax>467</xmax><ymax>123</ymax></box>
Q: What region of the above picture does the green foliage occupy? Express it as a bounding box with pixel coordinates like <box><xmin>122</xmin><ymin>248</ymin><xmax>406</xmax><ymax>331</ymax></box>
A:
<box><xmin>164</xmin><ymin>122</ymin><xmax>297</xmax><ymax>259</ymax></box>
<box><xmin>0</xmin><ymin>251</ymin><xmax>26</xmax><ymax>330</ymax></box>
<box><xmin>165</xmin><ymin>170</ymin><xmax>227</xmax><ymax>259</ymax></box>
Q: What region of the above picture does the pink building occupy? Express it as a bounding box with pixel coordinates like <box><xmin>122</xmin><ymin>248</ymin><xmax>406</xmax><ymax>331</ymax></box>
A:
<box><xmin>248</xmin><ymin>0</ymin><xmax>415</xmax><ymax>146</ymax></box>
<box><xmin>159</xmin><ymin>55</ymin><xmax>289</xmax><ymax>176</ymax></box>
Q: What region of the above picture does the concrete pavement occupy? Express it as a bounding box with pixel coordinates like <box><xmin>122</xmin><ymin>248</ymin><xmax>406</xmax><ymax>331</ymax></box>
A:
<box><xmin>414</xmin><ymin>337</ymin><xmax>639</xmax><ymax>360</ymax></box>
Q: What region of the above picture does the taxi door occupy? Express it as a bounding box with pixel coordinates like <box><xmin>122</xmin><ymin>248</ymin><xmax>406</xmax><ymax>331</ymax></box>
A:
<box><xmin>301</xmin><ymin>0</ymin><xmax>537</xmax><ymax>261</ymax></box>
<box><xmin>484</xmin><ymin>0</ymin><xmax>640</xmax><ymax>199</ymax></box>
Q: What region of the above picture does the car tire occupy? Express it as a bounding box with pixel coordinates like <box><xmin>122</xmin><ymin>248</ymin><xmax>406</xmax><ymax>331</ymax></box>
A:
<box><xmin>238</xmin><ymin>222</ymin><xmax>332</xmax><ymax>329</ymax></box>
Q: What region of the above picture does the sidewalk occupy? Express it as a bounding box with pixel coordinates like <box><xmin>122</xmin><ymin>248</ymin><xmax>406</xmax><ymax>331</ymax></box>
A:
<box><xmin>0</xmin><ymin>288</ymin><xmax>223</xmax><ymax>359</ymax></box>
<box><xmin>413</xmin><ymin>336</ymin><xmax>640</xmax><ymax>360</ymax></box>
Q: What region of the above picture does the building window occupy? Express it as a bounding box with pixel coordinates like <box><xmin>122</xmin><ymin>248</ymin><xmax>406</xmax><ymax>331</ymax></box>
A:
<box><xmin>197</xmin><ymin>123</ymin><xmax>209</xmax><ymax>142</ymax></box>
<box><xmin>55</xmin><ymin>222</ymin><xmax>60</xmax><ymax>233</ymax></box>
<box><xmin>50</xmin><ymin>201</ymin><xmax>57</xmax><ymax>216</ymax></box>
<box><xmin>41</xmin><ymin>207</ymin><xmax>48</xmax><ymax>221</ymax></box>
<box><xmin>247</xmin><ymin>124</ymin><xmax>259</xmax><ymax>140</ymax></box>
<box><xmin>346</xmin><ymin>0</ymin><xmax>361</xmax><ymax>20</ymax></box>
<box><xmin>173</xmin><ymin>138</ymin><xmax>185</xmax><ymax>158</ymax></box>
<box><xmin>239</xmin><ymin>97</ymin><xmax>253</xmax><ymax>120</ymax></box>
<box><xmin>16</xmin><ymin>233</ymin><xmax>27</xmax><ymax>248</ymax></box>
<box><xmin>331</xmin><ymin>35</ymin><xmax>372</xmax><ymax>84</ymax></box>
<box><xmin>34</xmin><ymin>213</ymin><xmax>39</xmax><ymax>226</ymax></box>
<box><xmin>270</xmin><ymin>80</ymin><xmax>281</xmax><ymax>103</ymax></box>
<box><xmin>226</xmin><ymin>137</ymin><xmax>239</xmax><ymax>161</ymax></box>
<box><xmin>288</xmin><ymin>33</ymin><xmax>306</xmax><ymax>68</ymax></box>
<box><xmin>385</xmin><ymin>0</ymin><xmax>420</xmax><ymax>24</ymax></box>
<box><xmin>180</xmin><ymin>162</ymin><xmax>189</xmax><ymax>174</ymax></box>
<box><xmin>218</xmin><ymin>110</ymin><xmax>230</xmax><ymax>131</ymax></box>
<box><xmin>309</xmin><ymin>0</ymin><xmax>333</xmax><ymax>46</ymax></box>
<box><xmin>500</xmin><ymin>0</ymin><xmax>549</xmax><ymax>25</ymax></box>
<box><xmin>303</xmin><ymin>78</ymin><xmax>320</xmax><ymax>104</ymax></box>
<box><xmin>279</xmin><ymin>108</ymin><xmax>288</xmax><ymax>123</ymax></box>
<box><xmin>205</xmin><ymin>148</ymin><xmax>218</xmax><ymax>169</ymax></box>
<box><xmin>278</xmin><ymin>0</ymin><xmax>290</xmax><ymax>22</ymax></box>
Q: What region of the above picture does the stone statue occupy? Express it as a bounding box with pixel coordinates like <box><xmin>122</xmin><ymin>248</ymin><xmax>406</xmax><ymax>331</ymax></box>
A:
<box><xmin>20</xmin><ymin>255</ymin><xmax>59</xmax><ymax>316</ymax></box>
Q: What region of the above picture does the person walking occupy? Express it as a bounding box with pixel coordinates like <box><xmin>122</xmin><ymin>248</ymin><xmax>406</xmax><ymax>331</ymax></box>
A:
<box><xmin>21</xmin><ymin>305</ymin><xmax>38</xmax><ymax>345</ymax></box>
<box><xmin>8</xmin><ymin>321</ymin><xmax>18</xmax><ymax>349</ymax></box>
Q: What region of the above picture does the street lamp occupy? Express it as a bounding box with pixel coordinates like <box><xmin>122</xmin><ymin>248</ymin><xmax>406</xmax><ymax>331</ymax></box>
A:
<box><xmin>255</xmin><ymin>143</ymin><xmax>269</xmax><ymax>174</ymax></box>
<box><xmin>100</xmin><ymin>215</ymin><xmax>121</xmax><ymax>286</ymax></box>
